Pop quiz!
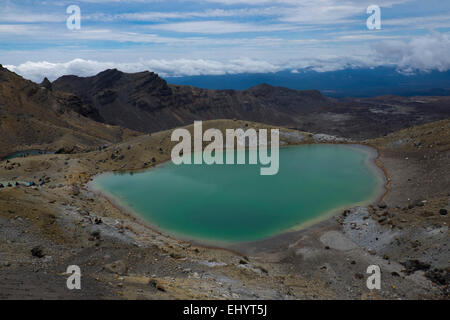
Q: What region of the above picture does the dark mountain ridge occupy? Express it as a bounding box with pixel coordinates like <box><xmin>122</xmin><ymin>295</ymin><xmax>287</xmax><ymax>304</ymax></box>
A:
<box><xmin>52</xmin><ymin>68</ymin><xmax>450</xmax><ymax>139</ymax></box>
<box><xmin>53</xmin><ymin>69</ymin><xmax>336</xmax><ymax>133</ymax></box>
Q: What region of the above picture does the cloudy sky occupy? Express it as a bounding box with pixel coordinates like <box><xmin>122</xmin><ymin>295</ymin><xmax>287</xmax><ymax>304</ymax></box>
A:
<box><xmin>1</xmin><ymin>0</ymin><xmax>450</xmax><ymax>81</ymax></box>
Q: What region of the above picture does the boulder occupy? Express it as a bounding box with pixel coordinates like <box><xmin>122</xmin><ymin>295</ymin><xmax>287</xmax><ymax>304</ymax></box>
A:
<box><xmin>71</xmin><ymin>184</ymin><xmax>80</xmax><ymax>196</ymax></box>
<box><xmin>149</xmin><ymin>279</ymin><xmax>166</xmax><ymax>292</ymax></box>
<box><xmin>31</xmin><ymin>246</ymin><xmax>45</xmax><ymax>258</ymax></box>
<box><xmin>401</xmin><ymin>260</ymin><xmax>431</xmax><ymax>274</ymax></box>
<box><xmin>425</xmin><ymin>268</ymin><xmax>449</xmax><ymax>286</ymax></box>
<box><xmin>378</xmin><ymin>202</ymin><xmax>387</xmax><ymax>209</ymax></box>
<box><xmin>91</xmin><ymin>230</ymin><xmax>101</xmax><ymax>240</ymax></box>
<box><xmin>104</xmin><ymin>260</ymin><xmax>128</xmax><ymax>275</ymax></box>
<box><xmin>94</xmin><ymin>217</ymin><xmax>103</xmax><ymax>224</ymax></box>
<box><xmin>414</xmin><ymin>200</ymin><xmax>425</xmax><ymax>207</ymax></box>
<box><xmin>354</xmin><ymin>273</ymin><xmax>364</xmax><ymax>279</ymax></box>
<box><xmin>169</xmin><ymin>252</ymin><xmax>184</xmax><ymax>260</ymax></box>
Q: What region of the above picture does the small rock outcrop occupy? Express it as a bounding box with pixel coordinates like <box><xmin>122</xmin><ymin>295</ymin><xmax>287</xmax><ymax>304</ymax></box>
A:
<box><xmin>40</xmin><ymin>77</ymin><xmax>52</xmax><ymax>91</ymax></box>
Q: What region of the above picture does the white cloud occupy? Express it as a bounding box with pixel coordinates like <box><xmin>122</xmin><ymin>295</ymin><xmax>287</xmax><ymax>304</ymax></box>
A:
<box><xmin>4</xmin><ymin>58</ymin><xmax>283</xmax><ymax>82</ymax></box>
<box><xmin>88</xmin><ymin>7</ymin><xmax>284</xmax><ymax>22</ymax></box>
<box><xmin>204</xmin><ymin>0</ymin><xmax>415</xmax><ymax>25</ymax></box>
<box><xmin>0</xmin><ymin>13</ymin><xmax>65</xmax><ymax>23</ymax></box>
<box><xmin>146</xmin><ymin>20</ymin><xmax>294</xmax><ymax>34</ymax></box>
<box><xmin>5</xmin><ymin>56</ymin><xmax>376</xmax><ymax>83</ymax></box>
<box><xmin>374</xmin><ymin>32</ymin><xmax>450</xmax><ymax>73</ymax></box>
<box><xmin>383</xmin><ymin>14</ymin><xmax>450</xmax><ymax>28</ymax></box>
<box><xmin>0</xmin><ymin>24</ymin><xmax>44</xmax><ymax>34</ymax></box>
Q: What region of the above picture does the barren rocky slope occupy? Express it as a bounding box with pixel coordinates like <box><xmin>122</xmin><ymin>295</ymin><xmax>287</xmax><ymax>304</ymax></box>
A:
<box><xmin>0</xmin><ymin>66</ymin><xmax>139</xmax><ymax>158</ymax></box>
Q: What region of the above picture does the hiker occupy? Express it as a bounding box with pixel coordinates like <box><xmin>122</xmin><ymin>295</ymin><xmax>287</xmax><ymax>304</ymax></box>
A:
<box><xmin>0</xmin><ymin>183</ymin><xmax>4</xmax><ymax>188</ymax></box>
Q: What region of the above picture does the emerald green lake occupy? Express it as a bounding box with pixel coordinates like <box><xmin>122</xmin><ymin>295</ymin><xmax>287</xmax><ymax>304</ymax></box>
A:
<box><xmin>91</xmin><ymin>145</ymin><xmax>384</xmax><ymax>244</ymax></box>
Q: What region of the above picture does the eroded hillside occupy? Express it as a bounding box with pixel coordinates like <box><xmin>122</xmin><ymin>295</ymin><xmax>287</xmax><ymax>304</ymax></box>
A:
<box><xmin>0</xmin><ymin>66</ymin><xmax>139</xmax><ymax>158</ymax></box>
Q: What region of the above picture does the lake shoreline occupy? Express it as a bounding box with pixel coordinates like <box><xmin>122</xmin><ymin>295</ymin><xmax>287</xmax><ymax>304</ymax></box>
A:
<box><xmin>88</xmin><ymin>142</ymin><xmax>389</xmax><ymax>252</ymax></box>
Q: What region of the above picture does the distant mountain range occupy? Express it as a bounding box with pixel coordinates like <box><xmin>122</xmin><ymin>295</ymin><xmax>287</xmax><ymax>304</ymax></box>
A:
<box><xmin>166</xmin><ymin>67</ymin><xmax>450</xmax><ymax>98</ymax></box>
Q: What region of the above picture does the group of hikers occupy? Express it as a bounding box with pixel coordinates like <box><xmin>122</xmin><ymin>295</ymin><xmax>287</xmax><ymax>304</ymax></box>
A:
<box><xmin>1</xmin><ymin>150</ymin><xmax>47</xmax><ymax>162</ymax></box>
<box><xmin>0</xmin><ymin>150</ymin><xmax>46</xmax><ymax>189</ymax></box>
<box><xmin>0</xmin><ymin>181</ymin><xmax>36</xmax><ymax>189</ymax></box>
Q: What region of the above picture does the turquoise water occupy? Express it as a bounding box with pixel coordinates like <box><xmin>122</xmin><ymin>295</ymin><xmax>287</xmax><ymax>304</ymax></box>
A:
<box><xmin>91</xmin><ymin>145</ymin><xmax>384</xmax><ymax>243</ymax></box>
